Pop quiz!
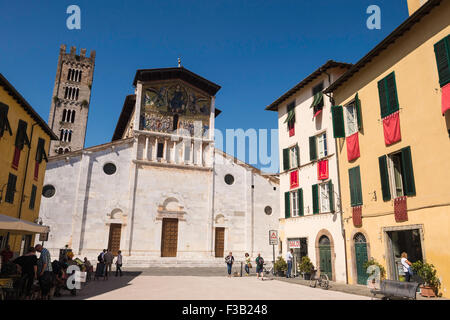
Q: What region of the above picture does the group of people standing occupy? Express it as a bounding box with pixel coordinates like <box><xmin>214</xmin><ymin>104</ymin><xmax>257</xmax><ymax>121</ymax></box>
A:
<box><xmin>225</xmin><ymin>252</ymin><xmax>267</xmax><ymax>280</ymax></box>
<box><xmin>97</xmin><ymin>249</ymin><xmax>123</xmax><ymax>277</ymax></box>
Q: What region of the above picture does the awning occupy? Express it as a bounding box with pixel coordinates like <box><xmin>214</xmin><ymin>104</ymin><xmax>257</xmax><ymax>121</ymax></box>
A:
<box><xmin>284</xmin><ymin>110</ymin><xmax>295</xmax><ymax>124</ymax></box>
<box><xmin>310</xmin><ymin>92</ymin><xmax>323</xmax><ymax>108</ymax></box>
<box><xmin>0</xmin><ymin>214</ymin><xmax>49</xmax><ymax>234</ymax></box>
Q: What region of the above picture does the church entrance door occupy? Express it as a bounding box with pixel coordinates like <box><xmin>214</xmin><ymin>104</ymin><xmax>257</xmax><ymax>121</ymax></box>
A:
<box><xmin>215</xmin><ymin>227</ymin><xmax>225</xmax><ymax>257</ymax></box>
<box><xmin>161</xmin><ymin>218</ymin><xmax>178</xmax><ymax>257</ymax></box>
<box><xmin>107</xmin><ymin>223</ymin><xmax>122</xmax><ymax>256</ymax></box>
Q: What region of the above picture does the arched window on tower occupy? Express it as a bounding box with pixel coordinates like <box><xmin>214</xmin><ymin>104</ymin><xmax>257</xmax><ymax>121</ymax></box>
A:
<box><xmin>62</xmin><ymin>109</ymin><xmax>67</xmax><ymax>122</ymax></box>
<box><xmin>67</xmin><ymin>110</ymin><xmax>72</xmax><ymax>122</ymax></box>
<box><xmin>71</xmin><ymin>110</ymin><xmax>76</xmax><ymax>123</ymax></box>
<box><xmin>75</xmin><ymin>88</ymin><xmax>79</xmax><ymax>100</ymax></box>
<box><xmin>67</xmin><ymin>69</ymin><xmax>72</xmax><ymax>81</ymax></box>
<box><xmin>79</xmin><ymin>70</ymin><xmax>82</xmax><ymax>82</ymax></box>
<box><xmin>173</xmin><ymin>114</ymin><xmax>179</xmax><ymax>131</ymax></box>
<box><xmin>60</xmin><ymin>129</ymin><xmax>64</xmax><ymax>141</ymax></box>
<box><xmin>64</xmin><ymin>130</ymin><xmax>68</xmax><ymax>142</ymax></box>
<box><xmin>68</xmin><ymin>130</ymin><xmax>72</xmax><ymax>142</ymax></box>
<box><xmin>64</xmin><ymin>87</ymin><xmax>68</xmax><ymax>99</ymax></box>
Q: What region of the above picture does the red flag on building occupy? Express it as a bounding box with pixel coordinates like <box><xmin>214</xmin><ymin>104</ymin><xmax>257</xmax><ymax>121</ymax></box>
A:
<box><xmin>382</xmin><ymin>111</ymin><xmax>402</xmax><ymax>146</ymax></box>
<box><xmin>290</xmin><ymin>170</ymin><xmax>299</xmax><ymax>189</ymax></box>
<box><xmin>346</xmin><ymin>132</ymin><xmax>360</xmax><ymax>162</ymax></box>
<box><xmin>442</xmin><ymin>83</ymin><xmax>450</xmax><ymax>116</ymax></box>
<box><xmin>317</xmin><ymin>159</ymin><xmax>329</xmax><ymax>180</ymax></box>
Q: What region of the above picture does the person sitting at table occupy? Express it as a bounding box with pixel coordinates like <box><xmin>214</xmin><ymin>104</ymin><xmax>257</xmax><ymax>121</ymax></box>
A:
<box><xmin>12</xmin><ymin>247</ymin><xmax>38</xmax><ymax>300</ymax></box>
<box><xmin>1</xmin><ymin>245</ymin><xmax>14</xmax><ymax>274</ymax></box>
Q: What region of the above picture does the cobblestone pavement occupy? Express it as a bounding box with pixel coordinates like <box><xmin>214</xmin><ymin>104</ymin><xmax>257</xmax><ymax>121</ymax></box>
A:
<box><xmin>56</xmin><ymin>268</ymin><xmax>371</xmax><ymax>300</ymax></box>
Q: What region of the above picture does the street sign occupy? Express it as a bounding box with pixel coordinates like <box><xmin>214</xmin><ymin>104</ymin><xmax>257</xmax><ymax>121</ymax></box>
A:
<box><xmin>269</xmin><ymin>230</ymin><xmax>278</xmax><ymax>245</ymax></box>
<box><xmin>288</xmin><ymin>239</ymin><xmax>301</xmax><ymax>249</ymax></box>
<box><xmin>39</xmin><ymin>233</ymin><xmax>49</xmax><ymax>241</ymax></box>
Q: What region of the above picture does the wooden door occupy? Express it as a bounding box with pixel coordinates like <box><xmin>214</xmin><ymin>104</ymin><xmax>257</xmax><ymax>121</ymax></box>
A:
<box><xmin>319</xmin><ymin>245</ymin><xmax>332</xmax><ymax>280</ymax></box>
<box><xmin>161</xmin><ymin>218</ymin><xmax>178</xmax><ymax>257</ymax></box>
<box><xmin>215</xmin><ymin>227</ymin><xmax>225</xmax><ymax>257</ymax></box>
<box><xmin>108</xmin><ymin>224</ymin><xmax>122</xmax><ymax>256</ymax></box>
<box><xmin>354</xmin><ymin>233</ymin><xmax>369</xmax><ymax>285</ymax></box>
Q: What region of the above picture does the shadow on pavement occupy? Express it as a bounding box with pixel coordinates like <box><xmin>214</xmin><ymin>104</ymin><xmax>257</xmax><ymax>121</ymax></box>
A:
<box><xmin>56</xmin><ymin>271</ymin><xmax>143</xmax><ymax>300</ymax></box>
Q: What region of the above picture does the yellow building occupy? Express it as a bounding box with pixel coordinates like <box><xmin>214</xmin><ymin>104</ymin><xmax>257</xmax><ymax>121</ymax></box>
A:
<box><xmin>0</xmin><ymin>73</ymin><xmax>58</xmax><ymax>260</ymax></box>
<box><xmin>325</xmin><ymin>0</ymin><xmax>450</xmax><ymax>297</ymax></box>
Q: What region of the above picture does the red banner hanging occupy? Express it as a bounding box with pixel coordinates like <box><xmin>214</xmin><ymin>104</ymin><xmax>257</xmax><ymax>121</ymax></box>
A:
<box><xmin>346</xmin><ymin>132</ymin><xmax>360</xmax><ymax>162</ymax></box>
<box><xmin>382</xmin><ymin>111</ymin><xmax>402</xmax><ymax>146</ymax></box>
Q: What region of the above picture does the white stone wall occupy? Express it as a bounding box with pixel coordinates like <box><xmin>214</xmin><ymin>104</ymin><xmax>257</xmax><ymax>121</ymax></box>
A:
<box><xmin>277</xmin><ymin>68</ymin><xmax>348</xmax><ymax>282</ymax></box>
<box><xmin>38</xmin><ymin>141</ymin><xmax>279</xmax><ymax>266</ymax></box>
<box><xmin>213</xmin><ymin>151</ymin><xmax>279</xmax><ymax>262</ymax></box>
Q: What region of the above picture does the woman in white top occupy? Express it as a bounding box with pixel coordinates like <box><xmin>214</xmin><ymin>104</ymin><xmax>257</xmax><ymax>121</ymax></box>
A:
<box><xmin>401</xmin><ymin>252</ymin><xmax>412</xmax><ymax>282</ymax></box>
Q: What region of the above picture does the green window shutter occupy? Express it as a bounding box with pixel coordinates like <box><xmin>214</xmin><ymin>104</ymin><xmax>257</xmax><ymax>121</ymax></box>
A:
<box><xmin>312</xmin><ymin>184</ymin><xmax>319</xmax><ymax>214</ymax></box>
<box><xmin>0</xmin><ymin>102</ymin><xmax>13</xmax><ymax>138</ymax></box>
<box><xmin>298</xmin><ymin>188</ymin><xmax>304</xmax><ymax>216</ymax></box>
<box><xmin>15</xmin><ymin>120</ymin><xmax>30</xmax><ymax>150</ymax></box>
<box><xmin>295</xmin><ymin>145</ymin><xmax>300</xmax><ymax>166</ymax></box>
<box><xmin>285</xmin><ymin>192</ymin><xmax>291</xmax><ymax>219</ymax></box>
<box><xmin>328</xmin><ymin>180</ymin><xmax>334</xmax><ymax>212</ymax></box>
<box><xmin>401</xmin><ymin>146</ymin><xmax>416</xmax><ymax>197</ymax></box>
<box><xmin>349</xmin><ymin>166</ymin><xmax>363</xmax><ymax>206</ymax></box>
<box><xmin>309</xmin><ymin>136</ymin><xmax>317</xmax><ymax>161</ymax></box>
<box><xmin>29</xmin><ymin>185</ymin><xmax>37</xmax><ymax>210</ymax></box>
<box><xmin>331</xmin><ymin>105</ymin><xmax>345</xmax><ymax>138</ymax></box>
<box><xmin>385</xmin><ymin>72</ymin><xmax>399</xmax><ymax>114</ymax></box>
<box><xmin>378</xmin><ymin>155</ymin><xmax>391</xmax><ymax>201</ymax></box>
<box><xmin>5</xmin><ymin>173</ymin><xmax>17</xmax><ymax>203</ymax></box>
<box><xmin>378</xmin><ymin>79</ymin><xmax>389</xmax><ymax>118</ymax></box>
<box><xmin>36</xmin><ymin>138</ymin><xmax>46</xmax><ymax>163</ymax></box>
<box><xmin>434</xmin><ymin>36</ymin><xmax>450</xmax><ymax>87</ymax></box>
<box><xmin>355</xmin><ymin>93</ymin><xmax>363</xmax><ymax>130</ymax></box>
<box><xmin>283</xmin><ymin>148</ymin><xmax>290</xmax><ymax>171</ymax></box>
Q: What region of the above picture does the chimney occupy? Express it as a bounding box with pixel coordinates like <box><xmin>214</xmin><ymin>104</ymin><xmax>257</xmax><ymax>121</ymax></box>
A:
<box><xmin>407</xmin><ymin>0</ymin><xmax>429</xmax><ymax>15</ymax></box>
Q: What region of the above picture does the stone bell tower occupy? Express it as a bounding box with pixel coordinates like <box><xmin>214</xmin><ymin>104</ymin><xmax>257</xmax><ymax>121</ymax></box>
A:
<box><xmin>47</xmin><ymin>44</ymin><xmax>96</xmax><ymax>156</ymax></box>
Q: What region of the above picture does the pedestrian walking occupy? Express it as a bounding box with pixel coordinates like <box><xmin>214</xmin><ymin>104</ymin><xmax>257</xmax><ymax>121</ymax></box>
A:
<box><xmin>35</xmin><ymin>244</ymin><xmax>54</xmax><ymax>300</ymax></box>
<box><xmin>12</xmin><ymin>247</ymin><xmax>38</xmax><ymax>300</ymax></box>
<box><xmin>401</xmin><ymin>252</ymin><xmax>413</xmax><ymax>282</ymax></box>
<box><xmin>225</xmin><ymin>252</ymin><xmax>234</xmax><ymax>277</ymax></box>
<box><xmin>115</xmin><ymin>250</ymin><xmax>123</xmax><ymax>277</ymax></box>
<box><xmin>104</xmin><ymin>249</ymin><xmax>114</xmax><ymax>277</ymax></box>
<box><xmin>256</xmin><ymin>253</ymin><xmax>264</xmax><ymax>280</ymax></box>
<box><xmin>244</xmin><ymin>253</ymin><xmax>251</xmax><ymax>276</ymax></box>
<box><xmin>286</xmin><ymin>249</ymin><xmax>294</xmax><ymax>278</ymax></box>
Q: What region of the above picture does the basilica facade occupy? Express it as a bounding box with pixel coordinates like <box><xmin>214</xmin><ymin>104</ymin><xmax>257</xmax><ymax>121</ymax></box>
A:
<box><xmin>38</xmin><ymin>66</ymin><xmax>279</xmax><ymax>266</ymax></box>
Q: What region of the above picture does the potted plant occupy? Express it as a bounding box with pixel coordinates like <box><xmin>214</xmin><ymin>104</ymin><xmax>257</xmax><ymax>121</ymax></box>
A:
<box><xmin>298</xmin><ymin>256</ymin><xmax>315</xmax><ymax>280</ymax></box>
<box><xmin>363</xmin><ymin>258</ymin><xmax>386</xmax><ymax>288</ymax></box>
<box><xmin>274</xmin><ymin>256</ymin><xmax>287</xmax><ymax>277</ymax></box>
<box><xmin>411</xmin><ymin>261</ymin><xmax>441</xmax><ymax>297</ymax></box>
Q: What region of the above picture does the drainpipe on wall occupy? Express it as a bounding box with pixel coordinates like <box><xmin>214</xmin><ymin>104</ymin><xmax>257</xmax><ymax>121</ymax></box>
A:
<box><xmin>18</xmin><ymin>122</ymin><xmax>37</xmax><ymax>220</ymax></box>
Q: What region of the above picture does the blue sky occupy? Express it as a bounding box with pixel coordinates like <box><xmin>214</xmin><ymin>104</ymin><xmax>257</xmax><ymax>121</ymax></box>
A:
<box><xmin>0</xmin><ymin>0</ymin><xmax>409</xmax><ymax>172</ymax></box>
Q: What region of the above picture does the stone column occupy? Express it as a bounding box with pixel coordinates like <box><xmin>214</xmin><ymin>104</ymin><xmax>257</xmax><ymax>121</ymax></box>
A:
<box><xmin>163</xmin><ymin>138</ymin><xmax>168</xmax><ymax>162</ymax></box>
<box><xmin>143</xmin><ymin>136</ymin><xmax>149</xmax><ymax>160</ymax></box>
<box><xmin>152</xmin><ymin>137</ymin><xmax>158</xmax><ymax>161</ymax></box>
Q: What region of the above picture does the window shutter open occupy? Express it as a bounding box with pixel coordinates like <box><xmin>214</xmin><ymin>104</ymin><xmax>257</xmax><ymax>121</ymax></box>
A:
<box><xmin>378</xmin><ymin>79</ymin><xmax>389</xmax><ymax>118</ymax></box>
<box><xmin>295</xmin><ymin>145</ymin><xmax>300</xmax><ymax>166</ymax></box>
<box><xmin>349</xmin><ymin>166</ymin><xmax>363</xmax><ymax>207</ymax></box>
<box><xmin>0</xmin><ymin>102</ymin><xmax>13</xmax><ymax>138</ymax></box>
<box><xmin>309</xmin><ymin>136</ymin><xmax>317</xmax><ymax>161</ymax></box>
<box><xmin>29</xmin><ymin>185</ymin><xmax>37</xmax><ymax>210</ymax></box>
<box><xmin>434</xmin><ymin>36</ymin><xmax>450</xmax><ymax>87</ymax></box>
<box><xmin>328</xmin><ymin>180</ymin><xmax>334</xmax><ymax>212</ymax></box>
<box><xmin>401</xmin><ymin>146</ymin><xmax>416</xmax><ymax>197</ymax></box>
<box><xmin>298</xmin><ymin>188</ymin><xmax>304</xmax><ymax>216</ymax></box>
<box><xmin>331</xmin><ymin>105</ymin><xmax>345</xmax><ymax>138</ymax></box>
<box><xmin>283</xmin><ymin>148</ymin><xmax>290</xmax><ymax>171</ymax></box>
<box><xmin>386</xmin><ymin>72</ymin><xmax>399</xmax><ymax>114</ymax></box>
<box><xmin>312</xmin><ymin>184</ymin><xmax>319</xmax><ymax>214</ymax></box>
<box><xmin>15</xmin><ymin>120</ymin><xmax>30</xmax><ymax>150</ymax></box>
<box><xmin>285</xmin><ymin>192</ymin><xmax>291</xmax><ymax>219</ymax></box>
<box><xmin>378</xmin><ymin>155</ymin><xmax>391</xmax><ymax>201</ymax></box>
<box><xmin>355</xmin><ymin>93</ymin><xmax>362</xmax><ymax>130</ymax></box>
<box><xmin>35</xmin><ymin>138</ymin><xmax>48</xmax><ymax>163</ymax></box>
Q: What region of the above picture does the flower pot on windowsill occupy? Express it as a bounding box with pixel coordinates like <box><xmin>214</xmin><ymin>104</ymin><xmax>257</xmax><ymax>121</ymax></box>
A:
<box><xmin>420</xmin><ymin>285</ymin><xmax>436</xmax><ymax>298</ymax></box>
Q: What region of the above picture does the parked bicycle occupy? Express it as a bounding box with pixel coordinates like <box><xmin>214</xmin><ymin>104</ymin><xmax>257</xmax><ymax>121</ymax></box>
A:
<box><xmin>309</xmin><ymin>270</ymin><xmax>329</xmax><ymax>290</ymax></box>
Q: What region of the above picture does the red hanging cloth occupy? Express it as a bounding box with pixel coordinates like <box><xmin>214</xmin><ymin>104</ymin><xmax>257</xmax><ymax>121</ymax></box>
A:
<box><xmin>382</xmin><ymin>111</ymin><xmax>401</xmax><ymax>146</ymax></box>
<box><xmin>288</xmin><ymin>121</ymin><xmax>295</xmax><ymax>137</ymax></box>
<box><xmin>352</xmin><ymin>206</ymin><xmax>362</xmax><ymax>227</ymax></box>
<box><xmin>394</xmin><ymin>196</ymin><xmax>408</xmax><ymax>222</ymax></box>
<box><xmin>290</xmin><ymin>170</ymin><xmax>299</xmax><ymax>189</ymax></box>
<box><xmin>442</xmin><ymin>83</ymin><xmax>450</xmax><ymax>116</ymax></box>
<box><xmin>346</xmin><ymin>132</ymin><xmax>360</xmax><ymax>162</ymax></box>
<box><xmin>317</xmin><ymin>159</ymin><xmax>329</xmax><ymax>180</ymax></box>
<box><xmin>313</xmin><ymin>108</ymin><xmax>322</xmax><ymax>118</ymax></box>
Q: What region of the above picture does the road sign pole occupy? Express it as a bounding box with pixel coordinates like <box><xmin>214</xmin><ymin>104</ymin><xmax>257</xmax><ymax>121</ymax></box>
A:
<box><xmin>272</xmin><ymin>244</ymin><xmax>275</xmax><ymax>275</ymax></box>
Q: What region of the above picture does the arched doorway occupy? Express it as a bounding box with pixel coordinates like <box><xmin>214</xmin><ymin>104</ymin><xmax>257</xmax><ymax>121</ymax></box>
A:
<box><xmin>319</xmin><ymin>235</ymin><xmax>332</xmax><ymax>280</ymax></box>
<box><xmin>354</xmin><ymin>233</ymin><xmax>369</xmax><ymax>285</ymax></box>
